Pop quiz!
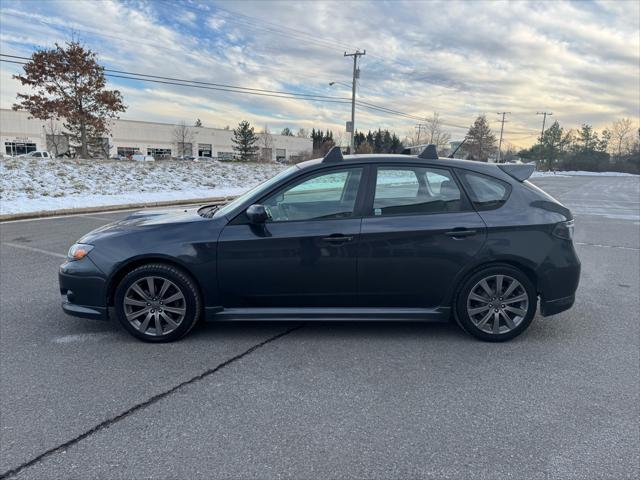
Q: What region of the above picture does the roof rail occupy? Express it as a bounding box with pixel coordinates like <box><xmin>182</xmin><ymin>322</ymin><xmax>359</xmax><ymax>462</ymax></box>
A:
<box><xmin>322</xmin><ymin>146</ymin><xmax>344</xmax><ymax>163</ymax></box>
<box><xmin>418</xmin><ymin>144</ymin><xmax>438</xmax><ymax>160</ymax></box>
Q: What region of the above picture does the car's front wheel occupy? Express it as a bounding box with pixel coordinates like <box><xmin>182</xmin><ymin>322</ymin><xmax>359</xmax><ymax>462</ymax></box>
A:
<box><xmin>454</xmin><ymin>265</ymin><xmax>537</xmax><ymax>342</ymax></box>
<box><xmin>114</xmin><ymin>263</ymin><xmax>201</xmax><ymax>342</ymax></box>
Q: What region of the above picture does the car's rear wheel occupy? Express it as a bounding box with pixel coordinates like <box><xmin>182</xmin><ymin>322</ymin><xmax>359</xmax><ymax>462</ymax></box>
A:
<box><xmin>454</xmin><ymin>265</ymin><xmax>537</xmax><ymax>342</ymax></box>
<box><xmin>114</xmin><ymin>263</ymin><xmax>200</xmax><ymax>342</ymax></box>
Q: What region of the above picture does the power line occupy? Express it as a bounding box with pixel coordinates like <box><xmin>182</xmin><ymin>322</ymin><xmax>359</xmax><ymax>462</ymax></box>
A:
<box><xmin>0</xmin><ymin>54</ymin><xmax>351</xmax><ymax>102</ymax></box>
<box><xmin>1</xmin><ymin>56</ymin><xmax>433</xmax><ymax>122</ymax></box>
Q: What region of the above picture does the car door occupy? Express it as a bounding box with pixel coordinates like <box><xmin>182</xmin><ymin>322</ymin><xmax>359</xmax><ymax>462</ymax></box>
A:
<box><xmin>358</xmin><ymin>164</ymin><xmax>487</xmax><ymax>308</ymax></box>
<box><xmin>217</xmin><ymin>166</ymin><xmax>366</xmax><ymax>308</ymax></box>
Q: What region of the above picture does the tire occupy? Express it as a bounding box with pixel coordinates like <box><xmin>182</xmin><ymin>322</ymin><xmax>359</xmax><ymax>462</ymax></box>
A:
<box><xmin>114</xmin><ymin>263</ymin><xmax>201</xmax><ymax>342</ymax></box>
<box><xmin>453</xmin><ymin>265</ymin><xmax>537</xmax><ymax>342</ymax></box>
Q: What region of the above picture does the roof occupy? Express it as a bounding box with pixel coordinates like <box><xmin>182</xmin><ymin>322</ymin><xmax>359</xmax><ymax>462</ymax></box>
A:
<box><xmin>297</xmin><ymin>153</ymin><xmax>509</xmax><ymax>177</ymax></box>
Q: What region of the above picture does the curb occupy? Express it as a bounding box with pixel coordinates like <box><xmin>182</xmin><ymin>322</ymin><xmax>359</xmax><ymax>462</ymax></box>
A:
<box><xmin>0</xmin><ymin>196</ymin><xmax>236</xmax><ymax>222</ymax></box>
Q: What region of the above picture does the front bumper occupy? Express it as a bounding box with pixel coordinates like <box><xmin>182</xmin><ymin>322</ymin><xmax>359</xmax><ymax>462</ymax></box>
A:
<box><xmin>59</xmin><ymin>257</ymin><xmax>109</xmax><ymax>321</ymax></box>
<box><xmin>61</xmin><ymin>301</ymin><xmax>109</xmax><ymax>320</ymax></box>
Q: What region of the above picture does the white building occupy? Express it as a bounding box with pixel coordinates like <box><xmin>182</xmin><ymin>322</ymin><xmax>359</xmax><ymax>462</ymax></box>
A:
<box><xmin>0</xmin><ymin>109</ymin><xmax>312</xmax><ymax>162</ymax></box>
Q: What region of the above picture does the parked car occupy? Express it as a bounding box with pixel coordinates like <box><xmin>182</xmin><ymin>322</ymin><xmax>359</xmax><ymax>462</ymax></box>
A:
<box><xmin>193</xmin><ymin>156</ymin><xmax>214</xmax><ymax>162</ymax></box>
<box><xmin>21</xmin><ymin>150</ymin><xmax>52</xmax><ymax>159</ymax></box>
<box><xmin>59</xmin><ymin>145</ymin><xmax>580</xmax><ymax>342</ymax></box>
<box><xmin>175</xmin><ymin>155</ymin><xmax>195</xmax><ymax>161</ymax></box>
<box><xmin>131</xmin><ymin>154</ymin><xmax>154</xmax><ymax>162</ymax></box>
<box><xmin>110</xmin><ymin>155</ymin><xmax>126</xmax><ymax>161</ymax></box>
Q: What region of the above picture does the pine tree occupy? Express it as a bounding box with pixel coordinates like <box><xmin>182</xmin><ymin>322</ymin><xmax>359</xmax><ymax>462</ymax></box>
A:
<box><xmin>232</xmin><ymin>120</ymin><xmax>259</xmax><ymax>161</ymax></box>
<box><xmin>464</xmin><ymin>115</ymin><xmax>497</xmax><ymax>161</ymax></box>
<box><xmin>194</xmin><ymin>118</ymin><xmax>203</xmax><ymax>127</ymax></box>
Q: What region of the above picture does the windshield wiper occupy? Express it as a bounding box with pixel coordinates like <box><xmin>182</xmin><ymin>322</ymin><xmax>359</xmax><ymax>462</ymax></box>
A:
<box><xmin>198</xmin><ymin>205</ymin><xmax>220</xmax><ymax>218</ymax></box>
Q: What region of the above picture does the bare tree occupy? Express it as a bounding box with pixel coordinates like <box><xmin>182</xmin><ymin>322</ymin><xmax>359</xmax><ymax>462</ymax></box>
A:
<box><xmin>173</xmin><ymin>121</ymin><xmax>194</xmax><ymax>156</ymax></box>
<box><xmin>403</xmin><ymin>129</ymin><xmax>421</xmax><ymax>146</ymax></box>
<box><xmin>296</xmin><ymin>128</ymin><xmax>308</xmax><ymax>138</ymax></box>
<box><xmin>501</xmin><ymin>143</ymin><xmax>519</xmax><ymax>162</ymax></box>
<box><xmin>424</xmin><ymin>112</ymin><xmax>452</xmax><ymax>152</ymax></box>
<box><xmin>609</xmin><ymin>118</ymin><xmax>633</xmax><ymax>159</ymax></box>
<box><xmin>44</xmin><ymin>118</ymin><xmax>67</xmax><ymax>157</ymax></box>
<box><xmin>259</xmin><ymin>125</ymin><xmax>274</xmax><ymax>162</ymax></box>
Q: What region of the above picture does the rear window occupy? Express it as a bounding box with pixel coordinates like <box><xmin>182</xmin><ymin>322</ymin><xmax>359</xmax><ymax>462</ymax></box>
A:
<box><xmin>458</xmin><ymin>171</ymin><xmax>511</xmax><ymax>210</ymax></box>
<box><xmin>373</xmin><ymin>166</ymin><xmax>464</xmax><ymax>216</ymax></box>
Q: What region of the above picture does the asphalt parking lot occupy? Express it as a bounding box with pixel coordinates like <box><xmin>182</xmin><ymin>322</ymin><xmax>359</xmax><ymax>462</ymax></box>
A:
<box><xmin>1</xmin><ymin>175</ymin><xmax>638</xmax><ymax>479</ymax></box>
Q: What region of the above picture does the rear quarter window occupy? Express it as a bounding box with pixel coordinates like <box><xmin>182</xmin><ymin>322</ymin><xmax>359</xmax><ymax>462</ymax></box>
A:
<box><xmin>458</xmin><ymin>170</ymin><xmax>511</xmax><ymax>210</ymax></box>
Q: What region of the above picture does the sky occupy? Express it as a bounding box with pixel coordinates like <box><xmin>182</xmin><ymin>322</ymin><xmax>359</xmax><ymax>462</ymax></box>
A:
<box><xmin>0</xmin><ymin>0</ymin><xmax>638</xmax><ymax>148</ymax></box>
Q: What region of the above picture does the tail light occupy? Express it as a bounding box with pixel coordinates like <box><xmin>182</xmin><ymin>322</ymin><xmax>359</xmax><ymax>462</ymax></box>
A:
<box><xmin>552</xmin><ymin>219</ymin><xmax>574</xmax><ymax>240</ymax></box>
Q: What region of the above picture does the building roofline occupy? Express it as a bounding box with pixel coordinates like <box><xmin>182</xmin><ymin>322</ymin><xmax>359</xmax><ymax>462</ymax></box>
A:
<box><xmin>0</xmin><ymin>109</ymin><xmax>308</xmax><ymax>140</ymax></box>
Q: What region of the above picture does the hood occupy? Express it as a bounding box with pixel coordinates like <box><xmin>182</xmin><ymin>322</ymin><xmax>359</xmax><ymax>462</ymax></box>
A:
<box><xmin>78</xmin><ymin>207</ymin><xmax>204</xmax><ymax>243</ymax></box>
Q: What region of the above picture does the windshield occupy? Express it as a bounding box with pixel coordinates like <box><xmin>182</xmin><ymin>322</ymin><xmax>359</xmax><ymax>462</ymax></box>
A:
<box><xmin>214</xmin><ymin>166</ymin><xmax>299</xmax><ymax>218</ymax></box>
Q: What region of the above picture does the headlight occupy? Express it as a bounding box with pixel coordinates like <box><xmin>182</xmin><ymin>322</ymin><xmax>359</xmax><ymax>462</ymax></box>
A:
<box><xmin>67</xmin><ymin>243</ymin><xmax>94</xmax><ymax>260</ymax></box>
<box><xmin>552</xmin><ymin>219</ymin><xmax>574</xmax><ymax>240</ymax></box>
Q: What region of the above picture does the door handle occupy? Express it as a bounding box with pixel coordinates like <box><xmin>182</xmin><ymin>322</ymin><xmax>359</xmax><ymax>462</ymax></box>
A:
<box><xmin>322</xmin><ymin>235</ymin><xmax>354</xmax><ymax>243</ymax></box>
<box><xmin>445</xmin><ymin>229</ymin><xmax>477</xmax><ymax>238</ymax></box>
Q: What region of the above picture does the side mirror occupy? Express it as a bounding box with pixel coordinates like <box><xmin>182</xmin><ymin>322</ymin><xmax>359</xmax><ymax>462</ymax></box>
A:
<box><xmin>246</xmin><ymin>204</ymin><xmax>269</xmax><ymax>224</ymax></box>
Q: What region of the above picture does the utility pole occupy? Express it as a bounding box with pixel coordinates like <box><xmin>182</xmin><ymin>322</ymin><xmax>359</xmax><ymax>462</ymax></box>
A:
<box><xmin>536</xmin><ymin>111</ymin><xmax>552</xmax><ymax>142</ymax></box>
<box><xmin>496</xmin><ymin>112</ymin><xmax>510</xmax><ymax>163</ymax></box>
<box><xmin>415</xmin><ymin>123</ymin><xmax>427</xmax><ymax>145</ymax></box>
<box><xmin>344</xmin><ymin>50</ymin><xmax>366</xmax><ymax>154</ymax></box>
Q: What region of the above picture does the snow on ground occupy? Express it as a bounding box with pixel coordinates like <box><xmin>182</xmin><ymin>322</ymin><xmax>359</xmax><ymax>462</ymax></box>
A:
<box><xmin>0</xmin><ymin>157</ymin><xmax>288</xmax><ymax>215</ymax></box>
<box><xmin>1</xmin><ymin>157</ymin><xmax>637</xmax><ymax>216</ymax></box>
<box><xmin>531</xmin><ymin>170</ymin><xmax>638</xmax><ymax>177</ymax></box>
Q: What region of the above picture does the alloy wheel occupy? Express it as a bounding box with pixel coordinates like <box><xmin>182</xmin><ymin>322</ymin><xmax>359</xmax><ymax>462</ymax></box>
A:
<box><xmin>123</xmin><ymin>276</ymin><xmax>186</xmax><ymax>336</ymax></box>
<box><xmin>466</xmin><ymin>274</ymin><xmax>529</xmax><ymax>335</ymax></box>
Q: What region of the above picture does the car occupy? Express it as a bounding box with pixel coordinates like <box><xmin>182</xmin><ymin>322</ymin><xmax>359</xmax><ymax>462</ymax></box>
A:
<box><xmin>59</xmin><ymin>145</ymin><xmax>580</xmax><ymax>343</ymax></box>
<box><xmin>131</xmin><ymin>154</ymin><xmax>154</xmax><ymax>162</ymax></box>
<box><xmin>193</xmin><ymin>156</ymin><xmax>214</xmax><ymax>162</ymax></box>
<box><xmin>175</xmin><ymin>155</ymin><xmax>196</xmax><ymax>161</ymax></box>
<box><xmin>20</xmin><ymin>150</ymin><xmax>52</xmax><ymax>158</ymax></box>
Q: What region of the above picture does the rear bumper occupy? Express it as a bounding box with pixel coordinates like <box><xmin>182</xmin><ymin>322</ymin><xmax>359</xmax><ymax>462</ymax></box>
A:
<box><xmin>539</xmin><ymin>257</ymin><xmax>581</xmax><ymax>316</ymax></box>
<box><xmin>540</xmin><ymin>294</ymin><xmax>575</xmax><ymax>316</ymax></box>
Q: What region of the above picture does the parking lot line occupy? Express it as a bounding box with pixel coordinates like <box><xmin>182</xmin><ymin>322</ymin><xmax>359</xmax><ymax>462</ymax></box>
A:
<box><xmin>575</xmin><ymin>241</ymin><xmax>639</xmax><ymax>251</ymax></box>
<box><xmin>1</xmin><ymin>242</ymin><xmax>67</xmax><ymax>259</ymax></box>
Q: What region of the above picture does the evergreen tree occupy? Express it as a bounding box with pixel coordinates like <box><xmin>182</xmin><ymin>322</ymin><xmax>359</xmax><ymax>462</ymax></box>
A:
<box><xmin>280</xmin><ymin>127</ymin><xmax>293</xmax><ymax>136</ymax></box>
<box><xmin>194</xmin><ymin>118</ymin><xmax>203</xmax><ymax>127</ymax></box>
<box><xmin>232</xmin><ymin>120</ymin><xmax>259</xmax><ymax>161</ymax></box>
<box><xmin>463</xmin><ymin>115</ymin><xmax>497</xmax><ymax>161</ymax></box>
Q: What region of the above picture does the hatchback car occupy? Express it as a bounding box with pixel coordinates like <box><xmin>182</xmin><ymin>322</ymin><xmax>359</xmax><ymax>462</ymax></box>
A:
<box><xmin>59</xmin><ymin>146</ymin><xmax>580</xmax><ymax>342</ymax></box>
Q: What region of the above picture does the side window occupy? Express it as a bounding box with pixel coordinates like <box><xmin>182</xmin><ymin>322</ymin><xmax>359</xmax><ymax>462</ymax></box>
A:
<box><xmin>459</xmin><ymin>171</ymin><xmax>511</xmax><ymax>210</ymax></box>
<box><xmin>33</xmin><ymin>152</ymin><xmax>42</xmax><ymax>158</ymax></box>
<box><xmin>263</xmin><ymin>168</ymin><xmax>363</xmax><ymax>222</ymax></box>
<box><xmin>373</xmin><ymin>166</ymin><xmax>463</xmax><ymax>216</ymax></box>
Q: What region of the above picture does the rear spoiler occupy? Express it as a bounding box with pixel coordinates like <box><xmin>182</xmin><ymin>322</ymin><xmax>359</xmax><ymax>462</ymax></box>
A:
<box><xmin>498</xmin><ymin>164</ymin><xmax>535</xmax><ymax>182</ymax></box>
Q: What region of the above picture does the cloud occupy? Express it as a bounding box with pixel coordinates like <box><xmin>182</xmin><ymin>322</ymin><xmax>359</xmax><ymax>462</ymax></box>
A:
<box><xmin>0</xmin><ymin>0</ymin><xmax>638</xmax><ymax>147</ymax></box>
